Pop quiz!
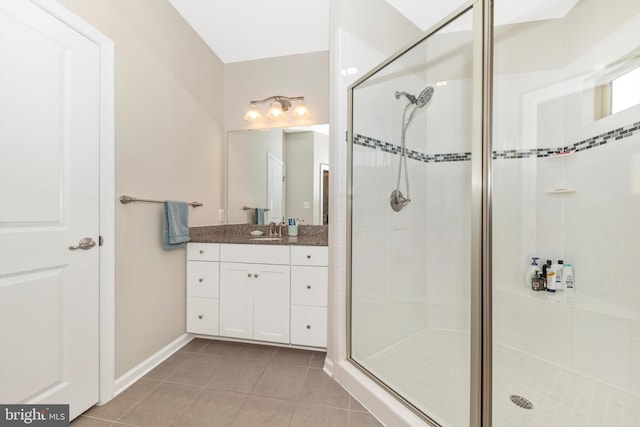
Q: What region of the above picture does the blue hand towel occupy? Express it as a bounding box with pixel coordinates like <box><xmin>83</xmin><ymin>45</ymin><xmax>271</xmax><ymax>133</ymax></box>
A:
<box><xmin>256</xmin><ymin>208</ymin><xmax>265</xmax><ymax>225</ymax></box>
<box><xmin>163</xmin><ymin>201</ymin><xmax>189</xmax><ymax>250</ymax></box>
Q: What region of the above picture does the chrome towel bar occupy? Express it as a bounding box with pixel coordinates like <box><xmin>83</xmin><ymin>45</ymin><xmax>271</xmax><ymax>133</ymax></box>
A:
<box><xmin>120</xmin><ymin>195</ymin><xmax>203</xmax><ymax>208</ymax></box>
<box><xmin>242</xmin><ymin>206</ymin><xmax>271</xmax><ymax>212</ymax></box>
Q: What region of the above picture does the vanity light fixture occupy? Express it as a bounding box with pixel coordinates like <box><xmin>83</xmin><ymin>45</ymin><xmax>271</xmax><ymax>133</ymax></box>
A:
<box><xmin>243</xmin><ymin>95</ymin><xmax>309</xmax><ymax>122</ymax></box>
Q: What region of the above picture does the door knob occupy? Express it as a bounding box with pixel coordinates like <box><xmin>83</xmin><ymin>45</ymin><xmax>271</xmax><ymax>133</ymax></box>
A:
<box><xmin>69</xmin><ymin>237</ymin><xmax>96</xmax><ymax>251</ymax></box>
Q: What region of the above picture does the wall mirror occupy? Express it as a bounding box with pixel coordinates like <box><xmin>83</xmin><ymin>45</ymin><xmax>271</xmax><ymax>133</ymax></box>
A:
<box><xmin>226</xmin><ymin>124</ymin><xmax>329</xmax><ymax>225</ymax></box>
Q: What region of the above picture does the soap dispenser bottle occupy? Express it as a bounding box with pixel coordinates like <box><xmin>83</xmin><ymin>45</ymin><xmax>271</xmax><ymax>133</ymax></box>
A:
<box><xmin>524</xmin><ymin>257</ymin><xmax>540</xmax><ymax>288</ymax></box>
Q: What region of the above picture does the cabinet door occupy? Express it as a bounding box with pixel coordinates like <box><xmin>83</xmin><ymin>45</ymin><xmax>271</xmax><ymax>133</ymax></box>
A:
<box><xmin>219</xmin><ymin>263</ymin><xmax>253</xmax><ymax>339</ymax></box>
<box><xmin>253</xmin><ymin>264</ymin><xmax>290</xmax><ymax>344</ymax></box>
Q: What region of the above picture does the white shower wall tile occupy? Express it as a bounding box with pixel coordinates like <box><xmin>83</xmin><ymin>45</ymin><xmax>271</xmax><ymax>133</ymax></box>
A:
<box><xmin>571</xmin><ymin>309</ymin><xmax>632</xmax><ymax>391</ymax></box>
<box><xmin>492</xmin><ymin>70</ymin><xmax>561</xmax><ymax>151</ymax></box>
<box><xmin>494</xmin><ymin>303</ymin><xmax>527</xmax><ymax>351</ymax></box>
<box><xmin>492</xmin><ymin>158</ymin><xmax>537</xmax><ymax>287</ymax></box>
<box><xmin>616</xmin><ymin>233</ymin><xmax>640</xmax><ymax>286</ymax></box>
<box><xmin>424</xmin><ymin>79</ymin><xmax>473</xmax><ymax>155</ymax></box>
<box><xmin>525</xmin><ymin>311</ymin><xmax>572</xmax><ymax>366</ymax></box>
<box><xmin>385</xmin><ymin>228</ymin><xmax>427</xmax><ymax>268</ymax></box>
<box><xmin>572</xmin><ymin>323</ymin><xmax>630</xmax><ymax>390</ymax></box>
<box><xmin>618</xmin><ymin>281</ymin><xmax>640</xmax><ymax>315</ymax></box>
<box><xmin>351</xmin><ymin>231</ymin><xmax>386</xmax><ymax>279</ymax></box>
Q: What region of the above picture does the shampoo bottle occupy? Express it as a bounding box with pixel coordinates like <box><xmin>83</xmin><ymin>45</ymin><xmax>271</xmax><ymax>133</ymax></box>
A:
<box><xmin>563</xmin><ymin>263</ymin><xmax>574</xmax><ymax>289</ymax></box>
<box><xmin>545</xmin><ymin>260</ymin><xmax>556</xmax><ymax>292</ymax></box>
<box><xmin>553</xmin><ymin>260</ymin><xmax>564</xmax><ymax>291</ymax></box>
<box><xmin>524</xmin><ymin>257</ymin><xmax>540</xmax><ymax>288</ymax></box>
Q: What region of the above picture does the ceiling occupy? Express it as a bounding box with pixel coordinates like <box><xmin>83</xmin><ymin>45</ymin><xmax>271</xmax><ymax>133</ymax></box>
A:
<box><xmin>168</xmin><ymin>0</ymin><xmax>580</xmax><ymax>64</ymax></box>
<box><xmin>168</xmin><ymin>0</ymin><xmax>330</xmax><ymax>63</ymax></box>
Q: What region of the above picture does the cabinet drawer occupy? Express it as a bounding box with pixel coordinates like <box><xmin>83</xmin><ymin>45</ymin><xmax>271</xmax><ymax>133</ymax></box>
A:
<box><xmin>187</xmin><ymin>297</ymin><xmax>219</xmax><ymax>336</ymax></box>
<box><xmin>187</xmin><ymin>261</ymin><xmax>219</xmax><ymax>298</ymax></box>
<box><xmin>221</xmin><ymin>244</ymin><xmax>289</xmax><ymax>265</ymax></box>
<box><xmin>187</xmin><ymin>243</ymin><xmax>220</xmax><ymax>261</ymax></box>
<box><xmin>291</xmin><ymin>305</ymin><xmax>327</xmax><ymax>348</ymax></box>
<box><xmin>290</xmin><ymin>246</ymin><xmax>328</xmax><ymax>266</ymax></box>
<box><xmin>291</xmin><ymin>266</ymin><xmax>327</xmax><ymax>306</ymax></box>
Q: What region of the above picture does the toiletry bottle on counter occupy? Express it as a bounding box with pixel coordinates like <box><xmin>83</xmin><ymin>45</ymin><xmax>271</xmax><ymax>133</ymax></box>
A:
<box><xmin>563</xmin><ymin>263</ymin><xmax>574</xmax><ymax>289</ymax></box>
<box><xmin>524</xmin><ymin>257</ymin><xmax>540</xmax><ymax>288</ymax></box>
<box><xmin>545</xmin><ymin>260</ymin><xmax>555</xmax><ymax>292</ymax></box>
<box><xmin>553</xmin><ymin>260</ymin><xmax>564</xmax><ymax>291</ymax></box>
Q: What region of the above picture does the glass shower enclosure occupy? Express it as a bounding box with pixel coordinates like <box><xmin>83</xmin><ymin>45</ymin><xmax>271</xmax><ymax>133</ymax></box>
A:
<box><xmin>348</xmin><ymin>3</ymin><xmax>481</xmax><ymax>426</ymax></box>
<box><xmin>348</xmin><ymin>0</ymin><xmax>640</xmax><ymax>426</ymax></box>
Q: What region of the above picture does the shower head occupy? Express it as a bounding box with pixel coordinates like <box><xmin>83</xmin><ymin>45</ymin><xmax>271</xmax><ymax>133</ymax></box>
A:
<box><xmin>415</xmin><ymin>86</ymin><xmax>434</xmax><ymax>107</ymax></box>
<box><xmin>395</xmin><ymin>86</ymin><xmax>434</xmax><ymax>108</ymax></box>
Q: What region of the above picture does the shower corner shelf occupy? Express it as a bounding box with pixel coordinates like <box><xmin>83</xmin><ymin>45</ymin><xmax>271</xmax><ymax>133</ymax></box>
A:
<box><xmin>545</xmin><ymin>188</ymin><xmax>577</xmax><ymax>194</ymax></box>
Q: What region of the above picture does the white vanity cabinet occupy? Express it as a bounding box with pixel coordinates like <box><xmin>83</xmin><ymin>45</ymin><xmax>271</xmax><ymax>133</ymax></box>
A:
<box><xmin>186</xmin><ymin>243</ymin><xmax>220</xmax><ymax>335</ymax></box>
<box><xmin>186</xmin><ymin>242</ymin><xmax>328</xmax><ymax>349</ymax></box>
<box><xmin>219</xmin><ymin>245</ymin><xmax>290</xmax><ymax>344</ymax></box>
<box><xmin>290</xmin><ymin>246</ymin><xmax>328</xmax><ymax>347</ymax></box>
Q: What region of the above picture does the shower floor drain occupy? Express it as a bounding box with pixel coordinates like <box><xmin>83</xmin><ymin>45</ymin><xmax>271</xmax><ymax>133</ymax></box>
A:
<box><xmin>510</xmin><ymin>395</ymin><xmax>534</xmax><ymax>410</ymax></box>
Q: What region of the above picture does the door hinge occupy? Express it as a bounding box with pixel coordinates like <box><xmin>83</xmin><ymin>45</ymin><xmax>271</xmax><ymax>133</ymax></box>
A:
<box><xmin>99</xmin><ymin>235</ymin><xmax>104</xmax><ymax>246</ymax></box>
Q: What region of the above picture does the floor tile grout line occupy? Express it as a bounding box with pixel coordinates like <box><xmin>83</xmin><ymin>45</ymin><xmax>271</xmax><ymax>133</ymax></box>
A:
<box><xmin>89</xmin><ymin>343</ymin><xmax>352</xmax><ymax>426</ymax></box>
<box><xmin>89</xmin><ymin>377</ymin><xmax>163</xmax><ymax>424</ymax></box>
<box><xmin>114</xmin><ymin>376</ymin><xmax>201</xmax><ymax>425</ymax></box>
<box><xmin>166</xmin><ymin>382</ymin><xmax>208</xmax><ymax>425</ymax></box>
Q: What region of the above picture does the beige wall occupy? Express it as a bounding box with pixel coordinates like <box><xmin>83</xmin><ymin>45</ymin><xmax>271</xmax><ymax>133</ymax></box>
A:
<box><xmin>58</xmin><ymin>0</ymin><xmax>225</xmax><ymax>377</ymax></box>
<box><xmin>224</xmin><ymin>51</ymin><xmax>330</xmax><ymax>131</ymax></box>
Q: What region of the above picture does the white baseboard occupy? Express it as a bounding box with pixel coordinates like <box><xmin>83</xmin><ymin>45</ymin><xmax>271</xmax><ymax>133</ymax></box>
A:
<box><xmin>323</xmin><ymin>357</ymin><xmax>334</xmax><ymax>377</ymax></box>
<box><xmin>112</xmin><ymin>333</ymin><xmax>193</xmax><ymax>398</ymax></box>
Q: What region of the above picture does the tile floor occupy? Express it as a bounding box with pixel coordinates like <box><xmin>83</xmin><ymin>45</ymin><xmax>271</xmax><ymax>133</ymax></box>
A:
<box><xmin>361</xmin><ymin>328</ymin><xmax>640</xmax><ymax>427</ymax></box>
<box><xmin>72</xmin><ymin>339</ymin><xmax>383</xmax><ymax>427</ymax></box>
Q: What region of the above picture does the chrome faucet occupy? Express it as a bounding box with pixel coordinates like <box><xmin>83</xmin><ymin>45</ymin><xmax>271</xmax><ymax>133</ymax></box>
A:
<box><xmin>269</xmin><ymin>221</ymin><xmax>277</xmax><ymax>237</ymax></box>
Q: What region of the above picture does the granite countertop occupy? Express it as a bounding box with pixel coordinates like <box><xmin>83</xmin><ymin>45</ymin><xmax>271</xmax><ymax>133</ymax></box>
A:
<box><xmin>189</xmin><ymin>224</ymin><xmax>328</xmax><ymax>246</ymax></box>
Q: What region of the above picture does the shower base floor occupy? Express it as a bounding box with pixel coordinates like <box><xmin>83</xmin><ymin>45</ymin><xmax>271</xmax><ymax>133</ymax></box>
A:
<box><xmin>361</xmin><ymin>328</ymin><xmax>640</xmax><ymax>427</ymax></box>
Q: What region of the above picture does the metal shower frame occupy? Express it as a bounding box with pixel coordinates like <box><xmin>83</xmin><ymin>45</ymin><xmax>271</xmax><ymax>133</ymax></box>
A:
<box><xmin>345</xmin><ymin>0</ymin><xmax>493</xmax><ymax>425</ymax></box>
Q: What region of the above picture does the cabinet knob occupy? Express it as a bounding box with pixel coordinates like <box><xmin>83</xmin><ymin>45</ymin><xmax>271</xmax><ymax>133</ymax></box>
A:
<box><xmin>198</xmin><ymin>278</ymin><xmax>204</xmax><ymax>283</ymax></box>
<box><xmin>198</xmin><ymin>314</ymin><xmax>203</xmax><ymax>319</ymax></box>
<box><xmin>306</xmin><ymin>254</ymin><xmax>311</xmax><ymax>259</ymax></box>
<box><xmin>199</xmin><ymin>250</ymin><xmax>204</xmax><ymax>254</ymax></box>
<box><xmin>306</xmin><ymin>325</ymin><xmax>311</xmax><ymax>329</ymax></box>
<box><xmin>247</xmin><ymin>273</ymin><xmax>252</xmax><ymax>278</ymax></box>
<box><xmin>306</xmin><ymin>284</ymin><xmax>311</xmax><ymax>289</ymax></box>
<box><xmin>254</xmin><ymin>274</ymin><xmax>259</xmax><ymax>278</ymax></box>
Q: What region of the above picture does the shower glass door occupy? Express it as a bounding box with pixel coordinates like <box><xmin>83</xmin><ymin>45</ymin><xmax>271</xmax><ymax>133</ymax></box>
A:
<box><xmin>348</xmin><ymin>6</ymin><xmax>476</xmax><ymax>425</ymax></box>
<box><xmin>491</xmin><ymin>0</ymin><xmax>640</xmax><ymax>426</ymax></box>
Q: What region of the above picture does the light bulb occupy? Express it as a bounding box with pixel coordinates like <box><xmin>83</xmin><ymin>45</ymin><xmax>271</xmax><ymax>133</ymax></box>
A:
<box><xmin>243</xmin><ymin>103</ymin><xmax>262</xmax><ymax>122</ymax></box>
<box><xmin>267</xmin><ymin>101</ymin><xmax>285</xmax><ymax>120</ymax></box>
<box><xmin>292</xmin><ymin>100</ymin><xmax>310</xmax><ymax>119</ymax></box>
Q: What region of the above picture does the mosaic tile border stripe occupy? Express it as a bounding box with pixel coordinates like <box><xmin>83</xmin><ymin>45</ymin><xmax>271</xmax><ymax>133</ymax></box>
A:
<box><xmin>353</xmin><ymin>134</ymin><xmax>471</xmax><ymax>163</ymax></box>
<box><xmin>354</xmin><ymin>120</ymin><xmax>639</xmax><ymax>163</ymax></box>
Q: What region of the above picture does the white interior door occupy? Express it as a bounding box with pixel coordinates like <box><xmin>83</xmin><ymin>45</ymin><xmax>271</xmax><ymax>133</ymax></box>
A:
<box><xmin>267</xmin><ymin>152</ymin><xmax>284</xmax><ymax>223</ymax></box>
<box><xmin>0</xmin><ymin>0</ymin><xmax>101</xmax><ymax>419</ymax></box>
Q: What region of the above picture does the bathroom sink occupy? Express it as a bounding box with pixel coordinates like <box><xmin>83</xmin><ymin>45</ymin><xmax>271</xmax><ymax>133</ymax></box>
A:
<box><xmin>250</xmin><ymin>237</ymin><xmax>282</xmax><ymax>241</ymax></box>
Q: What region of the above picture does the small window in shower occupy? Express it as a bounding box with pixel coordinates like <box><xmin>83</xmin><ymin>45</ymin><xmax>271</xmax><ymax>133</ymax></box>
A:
<box><xmin>611</xmin><ymin>65</ymin><xmax>640</xmax><ymax>114</ymax></box>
